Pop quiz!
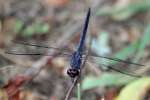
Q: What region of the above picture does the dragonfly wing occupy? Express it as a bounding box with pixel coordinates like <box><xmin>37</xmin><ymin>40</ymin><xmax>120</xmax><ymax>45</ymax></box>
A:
<box><xmin>5</xmin><ymin>50</ymin><xmax>72</xmax><ymax>57</ymax></box>
<box><xmin>86</xmin><ymin>53</ymin><xmax>144</xmax><ymax>66</ymax></box>
<box><xmin>12</xmin><ymin>40</ymin><xmax>73</xmax><ymax>54</ymax></box>
<box><xmin>99</xmin><ymin>63</ymin><xmax>142</xmax><ymax>78</ymax></box>
<box><xmin>6</xmin><ymin>40</ymin><xmax>73</xmax><ymax>57</ymax></box>
<box><xmin>85</xmin><ymin>54</ymin><xmax>144</xmax><ymax>77</ymax></box>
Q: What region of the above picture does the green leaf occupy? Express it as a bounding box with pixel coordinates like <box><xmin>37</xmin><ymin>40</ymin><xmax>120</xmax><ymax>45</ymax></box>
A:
<box><xmin>14</xmin><ymin>20</ymin><xmax>24</xmax><ymax>33</ymax></box>
<box><xmin>135</xmin><ymin>24</ymin><xmax>150</xmax><ymax>61</ymax></box>
<box><xmin>116</xmin><ymin>77</ymin><xmax>150</xmax><ymax>100</ymax></box>
<box><xmin>82</xmin><ymin>73</ymin><xmax>135</xmax><ymax>90</ymax></box>
<box><xmin>96</xmin><ymin>0</ymin><xmax>150</xmax><ymax>21</ymax></box>
<box><xmin>36</xmin><ymin>24</ymin><xmax>49</xmax><ymax>34</ymax></box>
<box><xmin>112</xmin><ymin>1</ymin><xmax>150</xmax><ymax>21</ymax></box>
<box><xmin>22</xmin><ymin>25</ymin><xmax>35</xmax><ymax>37</ymax></box>
<box><xmin>22</xmin><ymin>21</ymin><xmax>49</xmax><ymax>37</ymax></box>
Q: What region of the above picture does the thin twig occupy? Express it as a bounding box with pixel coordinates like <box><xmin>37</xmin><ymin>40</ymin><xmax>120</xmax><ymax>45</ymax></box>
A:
<box><xmin>65</xmin><ymin>77</ymin><xmax>78</xmax><ymax>100</ymax></box>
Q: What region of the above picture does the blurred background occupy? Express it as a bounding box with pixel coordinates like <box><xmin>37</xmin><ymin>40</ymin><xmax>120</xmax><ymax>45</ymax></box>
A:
<box><xmin>0</xmin><ymin>0</ymin><xmax>150</xmax><ymax>100</ymax></box>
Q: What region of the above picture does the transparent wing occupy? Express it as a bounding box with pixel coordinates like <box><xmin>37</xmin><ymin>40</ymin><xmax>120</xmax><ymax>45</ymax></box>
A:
<box><xmin>5</xmin><ymin>50</ymin><xmax>71</xmax><ymax>57</ymax></box>
<box><xmin>6</xmin><ymin>40</ymin><xmax>144</xmax><ymax>66</ymax></box>
<box><xmin>98</xmin><ymin>63</ymin><xmax>142</xmax><ymax>78</ymax></box>
<box><xmin>83</xmin><ymin>37</ymin><xmax>144</xmax><ymax>78</ymax></box>
<box><xmin>86</xmin><ymin>53</ymin><xmax>144</xmax><ymax>66</ymax></box>
<box><xmin>6</xmin><ymin>40</ymin><xmax>145</xmax><ymax>78</ymax></box>
<box><xmin>13</xmin><ymin>40</ymin><xmax>72</xmax><ymax>53</ymax></box>
<box><xmin>5</xmin><ymin>40</ymin><xmax>73</xmax><ymax>57</ymax></box>
<box><xmin>84</xmin><ymin>52</ymin><xmax>145</xmax><ymax>78</ymax></box>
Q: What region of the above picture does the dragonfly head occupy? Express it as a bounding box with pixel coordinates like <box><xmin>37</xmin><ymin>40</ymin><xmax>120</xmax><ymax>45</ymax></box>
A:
<box><xmin>67</xmin><ymin>68</ymin><xmax>80</xmax><ymax>78</ymax></box>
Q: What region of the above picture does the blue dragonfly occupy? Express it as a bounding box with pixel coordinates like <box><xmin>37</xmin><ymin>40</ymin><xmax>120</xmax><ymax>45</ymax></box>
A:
<box><xmin>5</xmin><ymin>8</ymin><xmax>144</xmax><ymax>79</ymax></box>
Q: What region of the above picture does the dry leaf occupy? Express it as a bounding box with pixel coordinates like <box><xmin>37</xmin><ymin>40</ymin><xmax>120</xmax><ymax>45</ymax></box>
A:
<box><xmin>3</xmin><ymin>75</ymin><xmax>28</xmax><ymax>100</ymax></box>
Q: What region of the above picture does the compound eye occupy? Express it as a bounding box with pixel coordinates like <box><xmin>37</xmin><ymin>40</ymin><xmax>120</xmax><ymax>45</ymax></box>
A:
<box><xmin>67</xmin><ymin>68</ymin><xmax>79</xmax><ymax>78</ymax></box>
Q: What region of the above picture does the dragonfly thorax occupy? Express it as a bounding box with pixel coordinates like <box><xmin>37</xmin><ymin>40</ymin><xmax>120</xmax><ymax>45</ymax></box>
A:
<box><xmin>70</xmin><ymin>51</ymin><xmax>82</xmax><ymax>69</ymax></box>
<box><xmin>67</xmin><ymin>51</ymin><xmax>82</xmax><ymax>78</ymax></box>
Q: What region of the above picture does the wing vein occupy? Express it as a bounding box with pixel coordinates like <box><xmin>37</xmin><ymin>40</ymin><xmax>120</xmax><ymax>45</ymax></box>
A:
<box><xmin>5</xmin><ymin>51</ymin><xmax>71</xmax><ymax>57</ymax></box>
<box><xmin>13</xmin><ymin>40</ymin><xmax>71</xmax><ymax>52</ymax></box>
<box><xmin>101</xmin><ymin>64</ymin><xmax>141</xmax><ymax>78</ymax></box>
<box><xmin>90</xmin><ymin>54</ymin><xmax>144</xmax><ymax>66</ymax></box>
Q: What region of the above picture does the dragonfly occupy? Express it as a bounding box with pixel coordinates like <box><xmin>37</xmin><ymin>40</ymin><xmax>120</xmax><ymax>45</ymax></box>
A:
<box><xmin>5</xmin><ymin>8</ymin><xmax>144</xmax><ymax>79</ymax></box>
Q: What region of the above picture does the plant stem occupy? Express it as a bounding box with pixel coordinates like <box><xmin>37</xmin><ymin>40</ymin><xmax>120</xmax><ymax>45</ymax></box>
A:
<box><xmin>77</xmin><ymin>83</ymin><xmax>81</xmax><ymax>100</ymax></box>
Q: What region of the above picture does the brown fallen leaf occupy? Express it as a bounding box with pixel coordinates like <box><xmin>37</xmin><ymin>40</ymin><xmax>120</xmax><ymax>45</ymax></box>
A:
<box><xmin>3</xmin><ymin>75</ymin><xmax>29</xmax><ymax>100</ymax></box>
